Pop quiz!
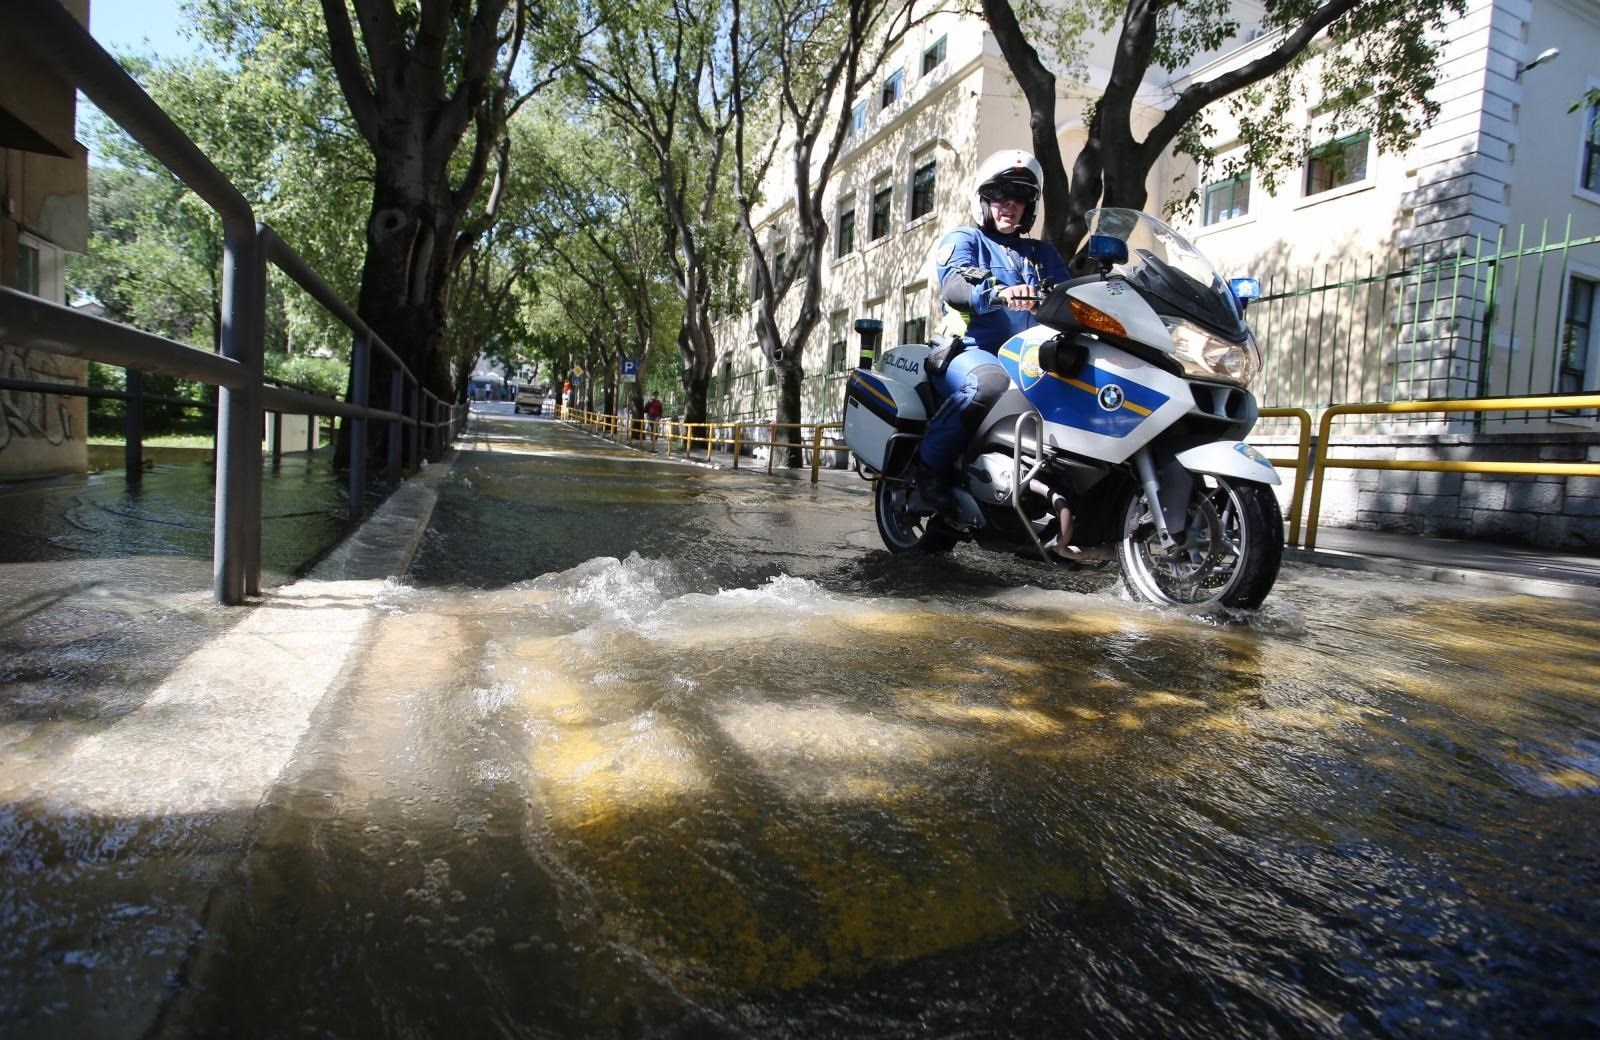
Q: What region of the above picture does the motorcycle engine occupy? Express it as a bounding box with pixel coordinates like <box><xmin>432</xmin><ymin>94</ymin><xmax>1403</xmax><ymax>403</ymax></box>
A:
<box><xmin>965</xmin><ymin>453</ymin><xmax>1016</xmax><ymax>505</ymax></box>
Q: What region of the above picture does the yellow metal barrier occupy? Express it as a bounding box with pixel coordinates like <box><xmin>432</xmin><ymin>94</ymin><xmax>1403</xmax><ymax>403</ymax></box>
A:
<box><xmin>1304</xmin><ymin>394</ymin><xmax>1600</xmax><ymax>552</ymax></box>
<box><xmin>1258</xmin><ymin>407</ymin><xmax>1313</xmax><ymax>548</ymax></box>
<box><xmin>559</xmin><ymin>408</ymin><xmax>848</xmax><ymax>484</ymax></box>
<box><xmin>552</xmin><ymin>396</ymin><xmax>1600</xmax><ymax>551</ymax></box>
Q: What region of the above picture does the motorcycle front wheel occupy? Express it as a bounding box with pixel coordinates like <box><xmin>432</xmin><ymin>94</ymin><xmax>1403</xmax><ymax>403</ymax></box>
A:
<box><xmin>874</xmin><ymin>478</ymin><xmax>961</xmax><ymax>554</ymax></box>
<box><xmin>1118</xmin><ymin>476</ymin><xmax>1283</xmax><ymax>609</ymax></box>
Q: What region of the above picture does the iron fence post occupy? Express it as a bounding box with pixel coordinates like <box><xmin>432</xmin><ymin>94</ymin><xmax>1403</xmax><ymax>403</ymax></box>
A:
<box><xmin>408</xmin><ymin>383</ymin><xmax>421</xmax><ymax>469</ymax></box>
<box><xmin>426</xmin><ymin>396</ymin><xmax>437</xmax><ymax>461</ymax></box>
<box><xmin>387</xmin><ymin>366</ymin><xmax>403</xmax><ymax>482</ymax></box>
<box><xmin>124</xmin><ymin>368</ymin><xmax>144</xmax><ymax>480</ymax></box>
<box><xmin>215</xmin><ymin>220</ymin><xmax>265</xmax><ymax>603</ymax></box>
<box><xmin>348</xmin><ymin>333</ymin><xmax>371</xmax><ymax>520</ymax></box>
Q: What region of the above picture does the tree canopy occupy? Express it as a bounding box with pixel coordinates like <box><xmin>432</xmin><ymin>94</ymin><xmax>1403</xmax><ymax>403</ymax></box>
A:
<box><xmin>984</xmin><ymin>0</ymin><xmax>1467</xmax><ymax>253</ymax></box>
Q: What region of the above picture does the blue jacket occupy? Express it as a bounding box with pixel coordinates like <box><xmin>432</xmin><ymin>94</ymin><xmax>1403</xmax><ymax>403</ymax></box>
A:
<box><xmin>934</xmin><ymin>225</ymin><xmax>1069</xmax><ymax>352</ymax></box>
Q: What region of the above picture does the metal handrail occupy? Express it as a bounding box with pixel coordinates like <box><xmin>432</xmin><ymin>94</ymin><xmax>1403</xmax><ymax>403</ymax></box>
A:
<box><xmin>2</xmin><ymin>0</ymin><xmax>465</xmax><ymax>603</ymax></box>
<box><xmin>1304</xmin><ymin>393</ymin><xmax>1600</xmax><ymax>551</ymax></box>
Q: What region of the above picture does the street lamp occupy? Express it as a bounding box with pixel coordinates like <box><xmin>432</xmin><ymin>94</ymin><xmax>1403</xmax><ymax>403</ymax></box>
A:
<box><xmin>1515</xmin><ymin>47</ymin><xmax>1559</xmax><ymax>80</ymax></box>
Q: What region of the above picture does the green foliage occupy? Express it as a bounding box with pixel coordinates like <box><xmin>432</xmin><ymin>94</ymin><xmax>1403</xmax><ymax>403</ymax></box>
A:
<box><xmin>70</xmin><ymin>164</ymin><xmax>221</xmax><ymax>349</ymax></box>
<box><xmin>992</xmin><ymin>0</ymin><xmax>1465</xmax><ymax>242</ymax></box>
<box><xmin>67</xmin><ymin>22</ymin><xmax>369</xmax><ymax>359</ymax></box>
<box><xmin>84</xmin><ymin>361</ymin><xmax>214</xmax><ymax>438</ymax></box>
<box><xmin>190</xmin><ymin>0</ymin><xmax>372</xmax><ymax>353</ymax></box>
<box><xmin>266</xmin><ymin>353</ymin><xmax>348</xmax><ymax>397</ymax></box>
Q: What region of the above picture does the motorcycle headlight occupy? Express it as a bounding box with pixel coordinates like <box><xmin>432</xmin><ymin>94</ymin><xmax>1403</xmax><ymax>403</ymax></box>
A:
<box><xmin>1164</xmin><ymin>320</ymin><xmax>1261</xmax><ymax>386</ymax></box>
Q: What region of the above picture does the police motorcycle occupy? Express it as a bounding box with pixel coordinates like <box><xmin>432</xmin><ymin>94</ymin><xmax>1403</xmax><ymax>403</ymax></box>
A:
<box><xmin>842</xmin><ymin>207</ymin><xmax>1284</xmax><ymax>610</ymax></box>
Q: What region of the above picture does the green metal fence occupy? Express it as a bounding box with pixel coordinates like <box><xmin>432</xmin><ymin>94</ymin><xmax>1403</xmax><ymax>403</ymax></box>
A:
<box><xmin>1249</xmin><ymin>216</ymin><xmax>1600</xmax><ymax>431</ymax></box>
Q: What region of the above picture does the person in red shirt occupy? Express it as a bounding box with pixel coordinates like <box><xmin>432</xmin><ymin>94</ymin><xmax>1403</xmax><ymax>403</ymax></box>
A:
<box><xmin>643</xmin><ymin>391</ymin><xmax>664</xmax><ymax>446</ymax></box>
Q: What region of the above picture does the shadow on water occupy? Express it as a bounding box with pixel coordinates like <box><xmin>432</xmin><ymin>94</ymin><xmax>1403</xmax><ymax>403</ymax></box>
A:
<box><xmin>168</xmin><ymin>556</ymin><xmax>1600</xmax><ymax>1037</ymax></box>
<box><xmin>0</xmin><ymin>449</ymin><xmax>366</xmax><ymax>574</ymax></box>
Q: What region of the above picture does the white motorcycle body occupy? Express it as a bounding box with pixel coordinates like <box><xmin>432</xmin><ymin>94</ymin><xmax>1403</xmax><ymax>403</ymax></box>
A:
<box><xmin>842</xmin><ymin>208</ymin><xmax>1287</xmax><ymax>610</ymax></box>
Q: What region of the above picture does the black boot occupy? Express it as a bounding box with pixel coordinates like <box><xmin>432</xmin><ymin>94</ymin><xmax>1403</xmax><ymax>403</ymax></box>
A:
<box><xmin>911</xmin><ymin>457</ymin><xmax>955</xmax><ymax>512</ymax></box>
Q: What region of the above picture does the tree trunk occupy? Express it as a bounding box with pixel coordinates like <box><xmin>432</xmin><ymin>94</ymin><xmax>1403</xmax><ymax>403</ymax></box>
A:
<box><xmin>980</xmin><ymin>0</ymin><xmax>1072</xmax><ymax>256</ymax></box>
<box><xmin>336</xmin><ymin>172</ymin><xmax>456</xmax><ymax>468</ymax></box>
<box><xmin>320</xmin><ymin>0</ymin><xmax>524</xmax><ymax>470</ymax></box>
<box><xmin>779</xmin><ymin>353</ymin><xmax>803</xmax><ymax>467</ymax></box>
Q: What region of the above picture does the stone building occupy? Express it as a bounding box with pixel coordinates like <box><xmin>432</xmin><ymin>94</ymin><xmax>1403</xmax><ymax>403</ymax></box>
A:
<box><xmin>1</xmin><ymin>0</ymin><xmax>91</xmax><ymax>480</ymax></box>
<box><xmin>711</xmin><ymin>0</ymin><xmax>1600</xmax><ymax>548</ymax></box>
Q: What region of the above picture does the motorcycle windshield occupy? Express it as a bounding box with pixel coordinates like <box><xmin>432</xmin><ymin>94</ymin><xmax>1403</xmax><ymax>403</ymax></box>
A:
<box><xmin>1085</xmin><ymin>208</ymin><xmax>1248</xmax><ymax>340</ymax></box>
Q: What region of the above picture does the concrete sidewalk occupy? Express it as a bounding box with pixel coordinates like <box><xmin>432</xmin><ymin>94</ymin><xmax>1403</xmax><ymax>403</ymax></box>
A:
<box><xmin>1286</xmin><ymin>527</ymin><xmax>1600</xmax><ymax>602</ymax></box>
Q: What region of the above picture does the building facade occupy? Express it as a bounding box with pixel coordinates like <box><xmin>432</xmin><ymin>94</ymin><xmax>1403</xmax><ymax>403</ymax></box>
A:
<box><xmin>712</xmin><ymin>0</ymin><xmax>1600</xmax><ymax>548</ymax></box>
<box><xmin>707</xmin><ymin>8</ymin><xmax>1070</xmax><ymax>429</ymax></box>
<box><xmin>1182</xmin><ymin>0</ymin><xmax>1600</xmax><ymax>545</ymax></box>
<box><xmin>0</xmin><ymin>0</ymin><xmax>91</xmax><ymax>481</ymax></box>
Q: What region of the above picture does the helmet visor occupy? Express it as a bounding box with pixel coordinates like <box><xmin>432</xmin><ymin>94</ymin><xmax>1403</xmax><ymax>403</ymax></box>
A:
<box><xmin>978</xmin><ymin>180</ymin><xmax>1039</xmax><ymax>205</ymax></box>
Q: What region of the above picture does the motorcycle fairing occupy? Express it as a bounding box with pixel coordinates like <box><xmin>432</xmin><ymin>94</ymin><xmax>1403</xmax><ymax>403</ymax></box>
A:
<box><xmin>877</xmin><ymin>344</ymin><xmax>933</xmax><ymax>382</ymax></box>
<box><xmin>845</xmin><ymin>369</ymin><xmax>924</xmax><ymax>427</ymax></box>
<box><xmin>843</xmin><ymin>364</ymin><xmax>930</xmax><ymax>475</ymax></box>
<box><xmin>996</xmin><ymin>325</ymin><xmax>1191</xmax><ymax>464</ymax></box>
<box><xmin>1173</xmin><ymin>440</ymin><xmax>1282</xmax><ymax>485</ymax></box>
<box><xmin>1063</xmin><ymin>278</ymin><xmax>1176</xmax><ymax>351</ymax></box>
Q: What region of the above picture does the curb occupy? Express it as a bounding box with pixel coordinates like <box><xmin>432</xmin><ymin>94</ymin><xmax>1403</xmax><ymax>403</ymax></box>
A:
<box><xmin>1284</xmin><ymin>546</ymin><xmax>1600</xmax><ymax>604</ymax></box>
<box><xmin>306</xmin><ymin>449</ymin><xmax>456</xmax><ymax>583</ymax></box>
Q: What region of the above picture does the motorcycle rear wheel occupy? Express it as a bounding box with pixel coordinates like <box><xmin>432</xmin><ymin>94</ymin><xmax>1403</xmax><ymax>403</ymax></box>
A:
<box><xmin>1118</xmin><ymin>476</ymin><xmax>1283</xmax><ymax>609</ymax></box>
<box><xmin>874</xmin><ymin>478</ymin><xmax>961</xmax><ymax>553</ymax></box>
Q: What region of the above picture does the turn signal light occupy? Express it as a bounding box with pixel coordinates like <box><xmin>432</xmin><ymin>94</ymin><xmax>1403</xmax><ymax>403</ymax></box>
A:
<box><xmin>1069</xmin><ymin>298</ymin><xmax>1127</xmax><ymax>339</ymax></box>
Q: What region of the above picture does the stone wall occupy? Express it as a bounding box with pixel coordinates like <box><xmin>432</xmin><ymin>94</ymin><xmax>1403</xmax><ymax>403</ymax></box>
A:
<box><xmin>0</xmin><ymin>347</ymin><xmax>88</xmax><ymax>480</ymax></box>
<box><xmin>1253</xmin><ymin>430</ymin><xmax>1600</xmax><ymax>550</ymax></box>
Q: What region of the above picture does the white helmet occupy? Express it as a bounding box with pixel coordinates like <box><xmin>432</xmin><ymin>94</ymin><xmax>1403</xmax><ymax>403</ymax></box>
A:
<box><xmin>971</xmin><ymin>149</ymin><xmax>1043</xmax><ymax>234</ymax></box>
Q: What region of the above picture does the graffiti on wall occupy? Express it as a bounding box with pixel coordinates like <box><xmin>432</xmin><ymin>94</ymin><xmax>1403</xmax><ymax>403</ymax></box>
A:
<box><xmin>0</xmin><ymin>344</ymin><xmax>78</xmax><ymax>452</ymax></box>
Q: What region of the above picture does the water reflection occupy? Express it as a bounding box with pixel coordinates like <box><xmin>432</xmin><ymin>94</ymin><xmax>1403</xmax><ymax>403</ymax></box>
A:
<box><xmin>169</xmin><ymin>554</ymin><xmax>1600</xmax><ymax>1037</ymax></box>
<box><xmin>4</xmin><ymin>418</ymin><xmax>1597</xmax><ymax>1037</ymax></box>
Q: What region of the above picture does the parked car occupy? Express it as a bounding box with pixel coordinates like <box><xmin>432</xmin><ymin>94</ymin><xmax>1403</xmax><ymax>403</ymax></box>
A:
<box><xmin>514</xmin><ymin>387</ymin><xmax>546</xmax><ymax>414</ymax></box>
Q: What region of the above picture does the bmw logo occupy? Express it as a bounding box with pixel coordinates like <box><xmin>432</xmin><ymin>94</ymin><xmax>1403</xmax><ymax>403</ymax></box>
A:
<box><xmin>1097</xmin><ymin>384</ymin><xmax>1125</xmax><ymax>411</ymax></box>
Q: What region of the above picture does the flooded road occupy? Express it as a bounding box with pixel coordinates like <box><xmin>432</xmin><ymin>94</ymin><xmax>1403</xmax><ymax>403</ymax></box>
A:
<box><xmin>5</xmin><ymin>413</ymin><xmax>1599</xmax><ymax>1037</ymax></box>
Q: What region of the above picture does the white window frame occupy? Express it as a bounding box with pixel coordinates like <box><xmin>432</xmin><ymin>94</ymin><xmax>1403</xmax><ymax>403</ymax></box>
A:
<box><xmin>907</xmin><ymin>146</ymin><xmax>937</xmax><ymax>225</ymax></box>
<box><xmin>828</xmin><ymin>309</ymin><xmax>850</xmax><ymax>373</ymax></box>
<box><xmin>834</xmin><ymin>194</ymin><xmax>857</xmax><ymax>261</ymax></box>
<box><xmin>1553</xmin><ymin>262</ymin><xmax>1600</xmax><ymax>427</ymax></box>
<box><xmin>17</xmin><ymin>231</ymin><xmax>63</xmax><ymax>303</ymax></box>
<box><xmin>900</xmin><ymin>284</ymin><xmax>928</xmax><ymax>345</ymax></box>
<box><xmin>868</xmin><ymin>176</ymin><xmax>894</xmax><ymax>243</ymax></box>
<box><xmin>1576</xmin><ymin>76</ymin><xmax>1600</xmax><ymax>207</ymax></box>
<box><xmin>1296</xmin><ymin>126</ymin><xmax>1374</xmax><ymax>208</ymax></box>
<box><xmin>1199</xmin><ymin>150</ymin><xmax>1253</xmax><ymax>228</ymax></box>
<box><xmin>879</xmin><ymin>68</ymin><xmax>903</xmax><ymax>111</ymax></box>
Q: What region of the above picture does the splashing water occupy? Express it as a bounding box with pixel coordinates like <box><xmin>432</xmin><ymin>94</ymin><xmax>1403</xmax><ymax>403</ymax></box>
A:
<box><xmin>5</xmin><ymin>422</ymin><xmax>1597</xmax><ymax>1037</ymax></box>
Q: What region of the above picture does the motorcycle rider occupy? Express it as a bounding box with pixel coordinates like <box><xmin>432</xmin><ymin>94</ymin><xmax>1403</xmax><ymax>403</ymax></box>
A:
<box><xmin>915</xmin><ymin>149</ymin><xmax>1069</xmax><ymax>509</ymax></box>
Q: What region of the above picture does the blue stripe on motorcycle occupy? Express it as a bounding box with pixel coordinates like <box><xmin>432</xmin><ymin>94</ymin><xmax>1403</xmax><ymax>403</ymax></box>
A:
<box><xmin>848</xmin><ymin>370</ymin><xmax>915</xmax><ymax>427</ymax></box>
<box><xmin>999</xmin><ymin>345</ymin><xmax>1169</xmax><ymax>439</ymax></box>
<box><xmin>849</xmin><ymin>371</ymin><xmax>895</xmax><ymax>410</ymax></box>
